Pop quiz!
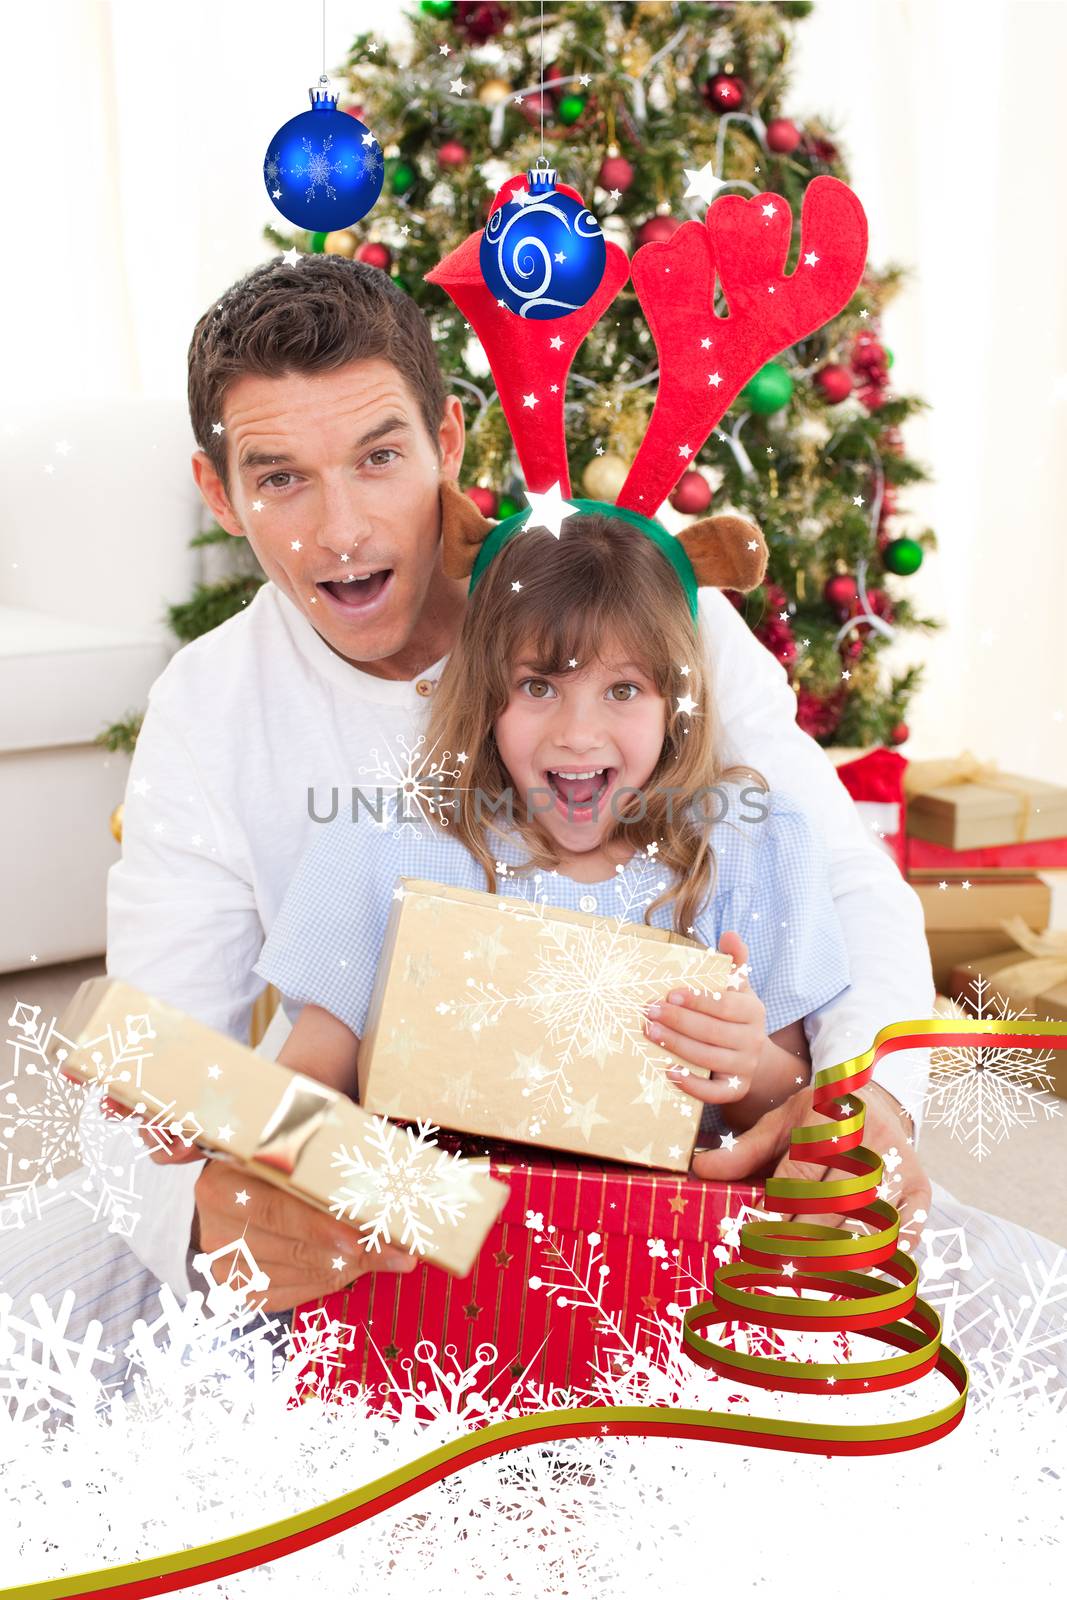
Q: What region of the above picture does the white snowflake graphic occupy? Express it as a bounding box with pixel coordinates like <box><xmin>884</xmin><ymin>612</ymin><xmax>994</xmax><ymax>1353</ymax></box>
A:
<box><xmin>289</xmin><ymin>134</ymin><xmax>345</xmax><ymax>205</ymax></box>
<box><xmin>0</xmin><ymin>1224</ymin><xmax>1064</xmax><ymax>1590</ymax></box>
<box><xmin>1</xmin><ymin>1001</ymin><xmax>152</xmax><ymax>1234</ymax></box>
<box><xmin>357</xmin><ymin>732</ymin><xmax>465</xmax><ymax>838</ymax></box>
<box><xmin>928</xmin><ymin>980</ymin><xmax>1064</xmax><ymax>1158</ymax></box>
<box><xmin>329</xmin><ymin>1116</ymin><xmax>475</xmax><ymax>1255</ymax></box>
<box><xmin>956</xmin><ymin>1247</ymin><xmax>1067</xmax><ymax>1413</ymax></box>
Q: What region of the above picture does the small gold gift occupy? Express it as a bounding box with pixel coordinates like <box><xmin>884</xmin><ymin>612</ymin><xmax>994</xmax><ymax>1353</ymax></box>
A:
<box><xmin>904</xmin><ymin>753</ymin><xmax>1067</xmax><ymax>851</ymax></box>
<box><xmin>49</xmin><ymin>977</ymin><xmax>509</xmax><ymax>1276</ymax></box>
<box><xmin>357</xmin><ymin>879</ymin><xmax>735</xmax><ymax>1173</ymax></box>
<box><xmin>907</xmin><ymin>871</ymin><xmax>1051</xmax><ymax>992</ymax></box>
<box><xmin>949</xmin><ymin>917</ymin><xmax>1067</xmax><ymax>1099</ymax></box>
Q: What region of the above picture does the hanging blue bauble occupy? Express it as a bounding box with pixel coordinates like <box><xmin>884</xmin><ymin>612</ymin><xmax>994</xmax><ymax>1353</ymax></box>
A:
<box><xmin>479</xmin><ymin>158</ymin><xmax>606</xmax><ymax>320</ymax></box>
<box><xmin>264</xmin><ymin>77</ymin><xmax>384</xmax><ymax>232</ymax></box>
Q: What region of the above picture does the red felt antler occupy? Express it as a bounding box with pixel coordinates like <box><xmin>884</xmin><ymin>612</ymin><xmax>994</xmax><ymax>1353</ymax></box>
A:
<box><xmin>424</xmin><ymin>176</ymin><xmax>631</xmax><ymax>496</ymax></box>
<box><xmin>616</xmin><ymin>175</ymin><xmax>868</xmax><ymax>515</ymax></box>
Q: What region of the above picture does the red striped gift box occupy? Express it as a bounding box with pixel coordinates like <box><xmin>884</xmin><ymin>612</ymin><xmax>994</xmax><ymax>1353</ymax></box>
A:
<box><xmin>296</xmin><ymin>1142</ymin><xmax>765</xmax><ymax>1404</ymax></box>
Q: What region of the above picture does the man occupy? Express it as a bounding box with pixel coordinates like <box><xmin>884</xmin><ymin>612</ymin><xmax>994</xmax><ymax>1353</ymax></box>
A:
<box><xmin>10</xmin><ymin>255</ymin><xmax>1014</xmax><ymax>1347</ymax></box>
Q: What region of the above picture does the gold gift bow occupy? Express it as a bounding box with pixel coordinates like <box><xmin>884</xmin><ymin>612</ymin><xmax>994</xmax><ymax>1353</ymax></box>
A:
<box><xmin>247</xmin><ymin>1075</ymin><xmax>488</xmax><ymax>1217</ymax></box>
<box><xmin>989</xmin><ymin>915</ymin><xmax>1067</xmax><ymax>1000</ymax></box>
<box><xmin>250</xmin><ymin>1077</ymin><xmax>338</xmax><ymax>1176</ymax></box>
<box><xmin>902</xmin><ymin>750</ymin><xmax>1036</xmax><ymax>844</ymax></box>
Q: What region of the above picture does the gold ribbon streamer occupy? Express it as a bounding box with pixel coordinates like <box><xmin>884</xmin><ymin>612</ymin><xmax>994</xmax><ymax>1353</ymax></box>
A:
<box><xmin>902</xmin><ymin>750</ymin><xmax>1036</xmax><ymax>843</ymax></box>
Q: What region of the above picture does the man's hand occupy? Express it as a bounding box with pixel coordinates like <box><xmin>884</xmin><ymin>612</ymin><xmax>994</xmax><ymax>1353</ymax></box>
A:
<box><xmin>690</xmin><ymin>1078</ymin><xmax>931</xmax><ymax>1247</ymax></box>
<box><xmin>193</xmin><ymin>1159</ymin><xmax>417</xmax><ymax>1314</ymax></box>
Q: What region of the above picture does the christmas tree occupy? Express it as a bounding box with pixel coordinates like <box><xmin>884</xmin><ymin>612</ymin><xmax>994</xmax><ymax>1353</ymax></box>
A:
<box><xmin>100</xmin><ymin>0</ymin><xmax>938</xmax><ymax>758</ymax></box>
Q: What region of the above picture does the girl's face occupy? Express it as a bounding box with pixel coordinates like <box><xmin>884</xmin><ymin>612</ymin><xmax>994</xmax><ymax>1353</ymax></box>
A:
<box><xmin>493</xmin><ymin>639</ymin><xmax>669</xmax><ymax>857</ymax></box>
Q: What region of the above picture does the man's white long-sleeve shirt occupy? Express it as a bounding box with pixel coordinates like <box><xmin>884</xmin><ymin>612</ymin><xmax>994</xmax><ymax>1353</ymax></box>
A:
<box><xmin>104</xmin><ymin>580</ymin><xmax>935</xmax><ymax>1298</ymax></box>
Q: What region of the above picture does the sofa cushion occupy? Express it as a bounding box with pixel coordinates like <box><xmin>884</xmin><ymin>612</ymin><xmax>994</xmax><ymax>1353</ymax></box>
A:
<box><xmin>0</xmin><ymin>605</ymin><xmax>169</xmax><ymax>752</ymax></box>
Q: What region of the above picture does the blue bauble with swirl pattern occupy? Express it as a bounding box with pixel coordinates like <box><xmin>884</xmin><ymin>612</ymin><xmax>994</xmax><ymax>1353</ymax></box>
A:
<box><xmin>479</xmin><ymin>160</ymin><xmax>606</xmax><ymax>320</ymax></box>
<box><xmin>264</xmin><ymin>78</ymin><xmax>384</xmax><ymax>232</ymax></box>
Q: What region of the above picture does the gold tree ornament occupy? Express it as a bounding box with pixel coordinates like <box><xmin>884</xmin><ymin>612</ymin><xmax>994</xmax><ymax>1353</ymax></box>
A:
<box><xmin>477</xmin><ymin>78</ymin><xmax>512</xmax><ymax>107</ymax></box>
<box><xmin>109</xmin><ymin>803</ymin><xmax>124</xmax><ymax>845</ymax></box>
<box><xmin>581</xmin><ymin>452</ymin><xmax>629</xmax><ymax>501</ymax></box>
<box><xmin>323</xmin><ymin>231</ymin><xmax>358</xmax><ymax>256</ymax></box>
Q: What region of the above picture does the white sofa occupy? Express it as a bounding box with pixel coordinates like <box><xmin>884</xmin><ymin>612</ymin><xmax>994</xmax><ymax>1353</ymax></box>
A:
<box><xmin>0</xmin><ymin>398</ymin><xmax>202</xmax><ymax>971</ymax></box>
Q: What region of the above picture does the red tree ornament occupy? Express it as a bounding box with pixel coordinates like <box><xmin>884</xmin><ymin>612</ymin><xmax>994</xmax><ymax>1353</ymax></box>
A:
<box><xmin>815</xmin><ymin>363</ymin><xmax>853</xmax><ymax>404</ymax></box>
<box><xmin>824</xmin><ymin>573</ymin><xmax>859</xmax><ymax>614</ymax></box>
<box><xmin>598</xmin><ymin>154</ymin><xmax>634</xmax><ymax>193</ymax></box>
<box><xmin>355</xmin><ymin>241</ymin><xmax>392</xmax><ymax>271</ymax></box>
<box><xmin>636</xmin><ymin>215</ymin><xmax>682</xmax><ymax>249</ymax></box>
<box><xmin>889</xmin><ymin>721</ymin><xmax>910</xmax><ymax>746</ymax></box>
<box><xmin>465</xmin><ymin>485</ymin><xmax>498</xmax><ymax>518</ymax></box>
<box><xmin>704</xmin><ymin>73</ymin><xmax>745</xmax><ymax>112</ymax></box>
<box><xmin>669</xmin><ymin>469</ymin><xmax>712</xmax><ymax>514</ymax></box>
<box><xmin>454</xmin><ymin>1</ymin><xmax>509</xmax><ymax>43</ymax></box>
<box><xmin>437</xmin><ymin>140</ymin><xmax>469</xmax><ymax>169</ymax></box>
<box><xmin>803</xmin><ymin>133</ymin><xmax>839</xmax><ymax>165</ymax></box>
<box><xmin>765</xmin><ymin>117</ymin><xmax>801</xmax><ymax>154</ymax></box>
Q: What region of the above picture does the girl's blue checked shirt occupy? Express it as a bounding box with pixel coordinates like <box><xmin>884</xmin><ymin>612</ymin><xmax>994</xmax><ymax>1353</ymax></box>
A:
<box><xmin>254</xmin><ymin>780</ymin><xmax>851</xmax><ymax>1146</ymax></box>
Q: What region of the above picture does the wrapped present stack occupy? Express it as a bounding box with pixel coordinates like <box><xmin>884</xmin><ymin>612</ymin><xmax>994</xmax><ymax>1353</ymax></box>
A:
<box><xmin>300</xmin><ymin>876</ymin><xmax>765</xmax><ymax>1397</ymax></box>
<box><xmin>901</xmin><ymin>753</ymin><xmax>1067</xmax><ymax>999</ymax></box>
<box><xmin>947</xmin><ymin>916</ymin><xmax>1067</xmax><ymax>1099</ymax></box>
<box><xmin>51</xmin><ymin>877</ymin><xmax>769</xmax><ymax>1400</ymax></box>
<box><xmin>908</xmin><ymin>870</ymin><xmax>1052</xmax><ymax>994</ymax></box>
<box><xmin>904</xmin><ymin>752</ymin><xmax>1067</xmax><ymax>872</ymax></box>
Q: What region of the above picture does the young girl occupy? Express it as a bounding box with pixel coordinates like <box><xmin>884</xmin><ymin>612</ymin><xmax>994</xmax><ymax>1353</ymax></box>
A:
<box><xmin>254</xmin><ymin>488</ymin><xmax>851</xmax><ymax>1150</ymax></box>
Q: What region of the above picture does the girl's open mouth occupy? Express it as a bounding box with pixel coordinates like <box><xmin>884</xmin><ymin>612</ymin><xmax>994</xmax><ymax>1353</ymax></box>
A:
<box><xmin>316</xmin><ymin>569</ymin><xmax>394</xmax><ymax>615</ymax></box>
<box><xmin>544</xmin><ymin>766</ymin><xmax>618</xmax><ymax>822</ymax></box>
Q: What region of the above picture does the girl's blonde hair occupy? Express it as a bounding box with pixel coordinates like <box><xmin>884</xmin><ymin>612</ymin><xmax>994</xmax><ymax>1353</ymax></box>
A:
<box><xmin>425</xmin><ymin>511</ymin><xmax>766</xmax><ymax>938</ymax></box>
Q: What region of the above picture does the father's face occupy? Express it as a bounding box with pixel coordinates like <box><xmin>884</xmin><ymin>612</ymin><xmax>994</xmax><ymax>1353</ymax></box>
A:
<box><xmin>193</xmin><ymin>358</ymin><xmax>466</xmax><ymax>676</ymax></box>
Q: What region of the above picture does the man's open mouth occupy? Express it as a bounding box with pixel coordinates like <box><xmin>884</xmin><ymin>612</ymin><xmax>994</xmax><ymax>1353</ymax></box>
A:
<box><xmin>316</xmin><ymin>569</ymin><xmax>394</xmax><ymax>611</ymax></box>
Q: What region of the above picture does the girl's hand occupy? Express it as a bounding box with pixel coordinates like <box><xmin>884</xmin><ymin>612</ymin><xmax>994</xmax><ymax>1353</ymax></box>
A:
<box><xmin>643</xmin><ymin>932</ymin><xmax>765</xmax><ymax>1108</ymax></box>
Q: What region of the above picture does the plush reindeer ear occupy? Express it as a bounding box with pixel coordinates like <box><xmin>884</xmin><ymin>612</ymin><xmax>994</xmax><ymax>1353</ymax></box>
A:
<box><xmin>439</xmin><ymin>476</ymin><xmax>495</xmax><ymax>580</ymax></box>
<box><xmin>676</xmin><ymin>514</ymin><xmax>768</xmax><ymax>593</ymax></box>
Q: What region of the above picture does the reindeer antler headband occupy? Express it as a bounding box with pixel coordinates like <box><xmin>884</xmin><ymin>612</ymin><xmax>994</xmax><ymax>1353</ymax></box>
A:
<box><xmin>425</xmin><ymin>169</ymin><xmax>868</xmax><ymax>616</ymax></box>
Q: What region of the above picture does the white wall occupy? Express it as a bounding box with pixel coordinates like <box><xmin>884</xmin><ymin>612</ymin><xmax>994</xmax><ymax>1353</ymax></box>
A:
<box><xmin>2</xmin><ymin>0</ymin><xmax>1064</xmax><ymax>776</ymax></box>
<box><xmin>789</xmin><ymin>0</ymin><xmax>1067</xmax><ymax>779</ymax></box>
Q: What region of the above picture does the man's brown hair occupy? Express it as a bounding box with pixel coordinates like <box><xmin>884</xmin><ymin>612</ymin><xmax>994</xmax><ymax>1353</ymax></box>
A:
<box><xmin>187</xmin><ymin>256</ymin><xmax>447</xmax><ymax>490</ymax></box>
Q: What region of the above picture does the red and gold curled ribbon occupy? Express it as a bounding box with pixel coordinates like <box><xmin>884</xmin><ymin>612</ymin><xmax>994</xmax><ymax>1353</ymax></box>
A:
<box><xmin>8</xmin><ymin>1015</ymin><xmax>1066</xmax><ymax>1600</ymax></box>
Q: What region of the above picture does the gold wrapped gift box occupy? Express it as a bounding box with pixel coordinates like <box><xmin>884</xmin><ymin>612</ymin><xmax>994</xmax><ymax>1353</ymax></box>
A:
<box><xmin>50</xmin><ymin>977</ymin><xmax>509</xmax><ymax>1277</ymax></box>
<box><xmin>904</xmin><ymin>753</ymin><xmax>1067</xmax><ymax>851</ymax></box>
<box><xmin>948</xmin><ymin>917</ymin><xmax>1067</xmax><ymax>1099</ymax></box>
<box><xmin>908</xmin><ymin>871</ymin><xmax>1051</xmax><ymax>992</ymax></box>
<box><xmin>357</xmin><ymin>879</ymin><xmax>735</xmax><ymax>1173</ymax></box>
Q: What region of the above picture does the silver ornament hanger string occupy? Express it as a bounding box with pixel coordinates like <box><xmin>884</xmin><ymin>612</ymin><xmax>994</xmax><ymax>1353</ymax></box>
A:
<box><xmin>539</xmin><ymin>0</ymin><xmax>545</xmax><ymax>162</ymax></box>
